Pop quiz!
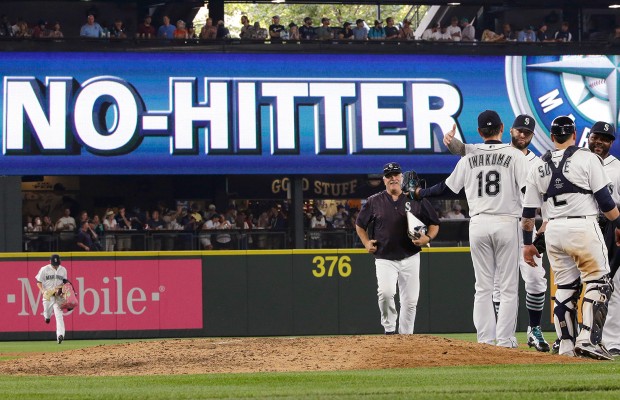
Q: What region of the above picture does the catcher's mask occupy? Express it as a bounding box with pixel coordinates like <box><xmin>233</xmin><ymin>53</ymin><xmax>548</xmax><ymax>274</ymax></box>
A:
<box><xmin>550</xmin><ymin>116</ymin><xmax>575</xmax><ymax>136</ymax></box>
<box><xmin>51</xmin><ymin>254</ymin><xmax>61</xmax><ymax>267</ymax></box>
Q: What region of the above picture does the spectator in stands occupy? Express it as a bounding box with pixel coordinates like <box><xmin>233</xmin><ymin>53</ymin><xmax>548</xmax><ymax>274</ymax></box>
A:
<box><xmin>14</xmin><ymin>19</ymin><xmax>31</xmax><ymax>38</ymax></box>
<box><xmin>299</xmin><ymin>17</ymin><xmax>315</xmax><ymax>40</ymax></box>
<box><xmin>554</xmin><ymin>21</ymin><xmax>572</xmax><ymax>42</ymax></box>
<box><xmin>115</xmin><ymin>206</ymin><xmax>132</xmax><ymax>251</ymax></box>
<box><xmin>49</xmin><ymin>21</ymin><xmax>63</xmax><ymax>38</ymax></box>
<box><xmin>253</xmin><ymin>22</ymin><xmax>268</xmax><ymax>40</ymax></box>
<box><xmin>90</xmin><ymin>215</ymin><xmax>105</xmax><ymax>250</ymax></box>
<box><xmin>76</xmin><ymin>221</ymin><xmax>94</xmax><ymax>251</ymax></box>
<box><xmin>288</xmin><ymin>23</ymin><xmax>300</xmax><ymax>40</ymax></box>
<box><xmin>339</xmin><ymin>22</ymin><xmax>353</xmax><ymax>40</ymax></box>
<box><xmin>518</xmin><ymin>25</ymin><xmax>536</xmax><ymax>42</ymax></box>
<box><xmin>309</xmin><ymin>211</ymin><xmax>327</xmax><ymax>248</ymax></box>
<box><xmin>446</xmin><ymin>16</ymin><xmax>462</xmax><ymax>41</ymax></box>
<box><xmin>80</xmin><ymin>13</ymin><xmax>104</xmax><ymax>38</ymax></box>
<box><xmin>438</xmin><ymin>25</ymin><xmax>452</xmax><ymax>41</ymax></box>
<box><xmin>501</xmin><ymin>23</ymin><xmax>517</xmax><ymax>41</ymax></box>
<box><xmin>460</xmin><ymin>18</ymin><xmax>475</xmax><ymax>41</ymax></box>
<box><xmin>215</xmin><ymin>214</ymin><xmax>233</xmax><ymax>249</ymax></box>
<box><xmin>173</xmin><ymin>20</ymin><xmax>188</xmax><ymax>39</ymax></box>
<box><xmin>216</xmin><ymin>20</ymin><xmax>230</xmax><ymax>39</ymax></box>
<box><xmin>610</xmin><ymin>26</ymin><xmax>620</xmax><ymax>45</ymax></box>
<box><xmin>269</xmin><ymin>15</ymin><xmax>286</xmax><ymax>41</ymax></box>
<box><xmin>78</xmin><ymin>210</ymin><xmax>89</xmax><ymax>228</ymax></box>
<box><xmin>110</xmin><ymin>18</ymin><xmax>127</xmax><ymax>39</ymax></box>
<box><xmin>481</xmin><ymin>29</ymin><xmax>504</xmax><ymax>42</ymax></box>
<box><xmin>368</xmin><ymin>20</ymin><xmax>386</xmax><ymax>40</ymax></box>
<box><xmin>384</xmin><ymin>17</ymin><xmax>399</xmax><ymax>40</ymax></box>
<box><xmin>239</xmin><ymin>15</ymin><xmax>254</xmax><ymax>39</ymax></box>
<box><xmin>315</xmin><ymin>17</ymin><xmax>333</xmax><ymax>40</ymax></box>
<box><xmin>137</xmin><ymin>15</ymin><xmax>155</xmax><ymax>38</ymax></box>
<box><xmin>536</xmin><ymin>23</ymin><xmax>552</xmax><ymax>42</ymax></box>
<box><xmin>32</xmin><ymin>20</ymin><xmax>49</xmax><ymax>38</ymax></box>
<box><xmin>399</xmin><ymin>19</ymin><xmax>415</xmax><ymax>40</ymax></box>
<box><xmin>103</xmin><ymin>209</ymin><xmax>117</xmax><ymax>251</ymax></box>
<box><xmin>445</xmin><ymin>203</ymin><xmax>466</xmax><ymax>219</ymax></box>
<box><xmin>157</xmin><ymin>15</ymin><xmax>176</xmax><ymax>39</ymax></box>
<box><xmin>42</xmin><ymin>215</ymin><xmax>54</xmax><ymax>232</ymax></box>
<box><xmin>55</xmin><ymin>208</ymin><xmax>76</xmax><ymax>232</ymax></box>
<box><xmin>199</xmin><ymin>17</ymin><xmax>217</xmax><ymax>40</ymax></box>
<box><xmin>352</xmin><ymin>18</ymin><xmax>368</xmax><ymax>40</ymax></box>
<box><xmin>0</xmin><ymin>15</ymin><xmax>13</xmax><ymax>37</ymax></box>
<box><xmin>422</xmin><ymin>23</ymin><xmax>441</xmax><ymax>41</ymax></box>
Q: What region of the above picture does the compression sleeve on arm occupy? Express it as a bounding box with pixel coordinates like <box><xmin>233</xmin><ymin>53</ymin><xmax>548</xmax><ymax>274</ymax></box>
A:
<box><xmin>522</xmin><ymin>207</ymin><xmax>537</xmax><ymax>219</ymax></box>
<box><xmin>418</xmin><ymin>182</ymin><xmax>455</xmax><ymax>198</ymax></box>
<box><xmin>594</xmin><ymin>186</ymin><xmax>616</xmax><ymax>213</ymax></box>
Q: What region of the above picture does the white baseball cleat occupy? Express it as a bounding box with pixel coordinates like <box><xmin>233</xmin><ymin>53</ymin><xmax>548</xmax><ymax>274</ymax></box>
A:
<box><xmin>574</xmin><ymin>342</ymin><xmax>613</xmax><ymax>361</ymax></box>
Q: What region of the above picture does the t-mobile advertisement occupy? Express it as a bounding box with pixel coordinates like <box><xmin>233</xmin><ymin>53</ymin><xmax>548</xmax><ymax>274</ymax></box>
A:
<box><xmin>1</xmin><ymin>258</ymin><xmax>203</xmax><ymax>333</ymax></box>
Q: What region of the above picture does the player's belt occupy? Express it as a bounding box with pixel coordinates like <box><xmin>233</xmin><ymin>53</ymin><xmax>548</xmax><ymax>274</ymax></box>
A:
<box><xmin>548</xmin><ymin>216</ymin><xmax>596</xmax><ymax>220</ymax></box>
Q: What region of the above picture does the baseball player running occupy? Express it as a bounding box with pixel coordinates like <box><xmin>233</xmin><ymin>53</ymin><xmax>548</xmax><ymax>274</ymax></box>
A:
<box><xmin>587</xmin><ymin>121</ymin><xmax>620</xmax><ymax>356</ymax></box>
<box><xmin>356</xmin><ymin>162</ymin><xmax>441</xmax><ymax>334</ymax></box>
<box><xmin>522</xmin><ymin>116</ymin><xmax>619</xmax><ymax>360</ymax></box>
<box><xmin>416</xmin><ymin>110</ymin><xmax>529</xmax><ymax>347</ymax></box>
<box><xmin>35</xmin><ymin>254</ymin><xmax>68</xmax><ymax>344</ymax></box>
<box><xmin>443</xmin><ymin>114</ymin><xmax>550</xmax><ymax>351</ymax></box>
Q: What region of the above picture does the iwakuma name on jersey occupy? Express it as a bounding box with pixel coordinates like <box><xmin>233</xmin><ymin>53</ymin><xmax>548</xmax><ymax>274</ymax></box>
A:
<box><xmin>3</xmin><ymin>76</ymin><xmax>463</xmax><ymax>156</ymax></box>
<box><xmin>467</xmin><ymin>153</ymin><xmax>513</xmax><ymax>169</ymax></box>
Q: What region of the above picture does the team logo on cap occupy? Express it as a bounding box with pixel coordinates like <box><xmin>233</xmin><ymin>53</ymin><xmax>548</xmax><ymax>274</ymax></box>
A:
<box><xmin>506</xmin><ymin>55</ymin><xmax>620</xmax><ymax>155</ymax></box>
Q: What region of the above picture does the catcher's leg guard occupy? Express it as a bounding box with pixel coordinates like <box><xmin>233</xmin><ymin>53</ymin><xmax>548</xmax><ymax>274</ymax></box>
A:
<box><xmin>553</xmin><ymin>278</ymin><xmax>581</xmax><ymax>356</ymax></box>
<box><xmin>578</xmin><ymin>275</ymin><xmax>614</xmax><ymax>346</ymax></box>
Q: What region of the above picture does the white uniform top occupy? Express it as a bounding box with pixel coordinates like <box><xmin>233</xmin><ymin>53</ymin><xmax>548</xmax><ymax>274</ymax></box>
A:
<box><xmin>523</xmin><ymin>148</ymin><xmax>611</xmax><ymax>218</ymax></box>
<box><xmin>35</xmin><ymin>264</ymin><xmax>67</xmax><ymax>291</ymax></box>
<box><xmin>446</xmin><ymin>142</ymin><xmax>528</xmax><ymax>217</ymax></box>
<box><xmin>603</xmin><ymin>155</ymin><xmax>620</xmax><ymax>207</ymax></box>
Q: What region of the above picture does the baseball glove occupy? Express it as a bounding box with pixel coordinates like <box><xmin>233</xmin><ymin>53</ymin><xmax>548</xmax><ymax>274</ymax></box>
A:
<box><xmin>407</xmin><ymin>212</ymin><xmax>428</xmax><ymax>240</ymax></box>
<box><xmin>533</xmin><ymin>232</ymin><xmax>546</xmax><ymax>254</ymax></box>
<box><xmin>402</xmin><ymin>170</ymin><xmax>420</xmax><ymax>200</ymax></box>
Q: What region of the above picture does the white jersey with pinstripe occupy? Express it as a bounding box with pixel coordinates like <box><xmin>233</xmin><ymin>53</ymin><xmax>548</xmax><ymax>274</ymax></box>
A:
<box><xmin>446</xmin><ymin>142</ymin><xmax>528</xmax><ymax>347</ymax></box>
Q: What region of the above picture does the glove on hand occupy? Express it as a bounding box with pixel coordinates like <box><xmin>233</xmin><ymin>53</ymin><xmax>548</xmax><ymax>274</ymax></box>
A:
<box><xmin>533</xmin><ymin>232</ymin><xmax>546</xmax><ymax>254</ymax></box>
<box><xmin>402</xmin><ymin>170</ymin><xmax>420</xmax><ymax>200</ymax></box>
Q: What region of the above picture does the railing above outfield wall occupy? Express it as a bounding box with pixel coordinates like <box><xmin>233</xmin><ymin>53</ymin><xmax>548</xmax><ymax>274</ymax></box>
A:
<box><xmin>0</xmin><ymin>248</ymin><xmax>552</xmax><ymax>341</ymax></box>
<box><xmin>23</xmin><ymin>220</ymin><xmax>471</xmax><ymax>252</ymax></box>
<box><xmin>0</xmin><ymin>36</ymin><xmax>618</xmax><ymax>56</ymax></box>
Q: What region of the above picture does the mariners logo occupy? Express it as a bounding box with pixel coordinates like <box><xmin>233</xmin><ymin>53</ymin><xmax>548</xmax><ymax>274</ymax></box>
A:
<box><xmin>506</xmin><ymin>55</ymin><xmax>620</xmax><ymax>155</ymax></box>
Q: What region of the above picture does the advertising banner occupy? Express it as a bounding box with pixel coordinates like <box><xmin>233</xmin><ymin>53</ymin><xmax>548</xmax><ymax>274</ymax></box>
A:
<box><xmin>1</xmin><ymin>258</ymin><xmax>203</xmax><ymax>333</ymax></box>
<box><xmin>1</xmin><ymin>52</ymin><xmax>617</xmax><ymax>175</ymax></box>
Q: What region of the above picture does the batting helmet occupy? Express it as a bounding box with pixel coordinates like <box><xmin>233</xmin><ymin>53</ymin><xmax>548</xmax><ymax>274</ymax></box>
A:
<box><xmin>50</xmin><ymin>254</ymin><xmax>61</xmax><ymax>267</ymax></box>
<box><xmin>550</xmin><ymin>116</ymin><xmax>576</xmax><ymax>136</ymax></box>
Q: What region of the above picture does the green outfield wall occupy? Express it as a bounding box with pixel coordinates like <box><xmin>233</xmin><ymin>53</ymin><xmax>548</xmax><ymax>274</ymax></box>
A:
<box><xmin>0</xmin><ymin>249</ymin><xmax>552</xmax><ymax>340</ymax></box>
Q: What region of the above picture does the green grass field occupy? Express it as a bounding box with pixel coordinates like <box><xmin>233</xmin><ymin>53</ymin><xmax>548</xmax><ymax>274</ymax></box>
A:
<box><xmin>2</xmin><ymin>333</ymin><xmax>619</xmax><ymax>399</ymax></box>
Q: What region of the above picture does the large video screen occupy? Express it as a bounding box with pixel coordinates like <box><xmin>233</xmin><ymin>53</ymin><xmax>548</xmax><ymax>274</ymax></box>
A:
<box><xmin>1</xmin><ymin>52</ymin><xmax>616</xmax><ymax>175</ymax></box>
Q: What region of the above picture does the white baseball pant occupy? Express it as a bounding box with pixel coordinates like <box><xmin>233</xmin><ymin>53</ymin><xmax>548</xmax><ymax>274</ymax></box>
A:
<box><xmin>375</xmin><ymin>253</ymin><xmax>420</xmax><ymax>334</ymax></box>
<box><xmin>43</xmin><ymin>295</ymin><xmax>65</xmax><ymax>338</ymax></box>
<box><xmin>470</xmin><ymin>214</ymin><xmax>520</xmax><ymax>347</ymax></box>
<box><xmin>603</xmin><ymin>271</ymin><xmax>620</xmax><ymax>350</ymax></box>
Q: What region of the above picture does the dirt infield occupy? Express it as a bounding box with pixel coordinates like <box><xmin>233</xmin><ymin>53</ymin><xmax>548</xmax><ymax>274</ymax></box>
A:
<box><xmin>0</xmin><ymin>335</ymin><xmax>589</xmax><ymax>376</ymax></box>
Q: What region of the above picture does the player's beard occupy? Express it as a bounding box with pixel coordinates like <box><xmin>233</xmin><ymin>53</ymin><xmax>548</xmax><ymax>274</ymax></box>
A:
<box><xmin>511</xmin><ymin>134</ymin><xmax>532</xmax><ymax>151</ymax></box>
<box><xmin>588</xmin><ymin>142</ymin><xmax>610</xmax><ymax>159</ymax></box>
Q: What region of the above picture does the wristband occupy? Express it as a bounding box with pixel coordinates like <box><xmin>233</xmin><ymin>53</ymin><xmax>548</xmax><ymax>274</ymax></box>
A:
<box><xmin>614</xmin><ymin>216</ymin><xmax>620</xmax><ymax>230</ymax></box>
<box><xmin>523</xmin><ymin>229</ymin><xmax>533</xmax><ymax>245</ymax></box>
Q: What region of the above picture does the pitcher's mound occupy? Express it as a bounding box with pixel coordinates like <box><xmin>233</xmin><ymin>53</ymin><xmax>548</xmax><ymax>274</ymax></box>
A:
<box><xmin>0</xmin><ymin>335</ymin><xmax>588</xmax><ymax>376</ymax></box>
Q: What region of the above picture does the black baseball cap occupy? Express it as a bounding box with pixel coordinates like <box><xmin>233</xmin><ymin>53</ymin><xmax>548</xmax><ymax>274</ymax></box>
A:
<box><xmin>550</xmin><ymin>116</ymin><xmax>575</xmax><ymax>136</ymax></box>
<box><xmin>478</xmin><ymin>110</ymin><xmax>502</xmax><ymax>129</ymax></box>
<box><xmin>591</xmin><ymin>121</ymin><xmax>616</xmax><ymax>140</ymax></box>
<box><xmin>512</xmin><ymin>114</ymin><xmax>535</xmax><ymax>132</ymax></box>
<box><xmin>50</xmin><ymin>254</ymin><xmax>61</xmax><ymax>266</ymax></box>
<box><xmin>383</xmin><ymin>162</ymin><xmax>402</xmax><ymax>176</ymax></box>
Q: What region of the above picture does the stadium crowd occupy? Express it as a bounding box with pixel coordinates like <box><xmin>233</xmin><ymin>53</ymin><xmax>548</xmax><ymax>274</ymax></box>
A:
<box><xmin>1</xmin><ymin>11</ymin><xmax>619</xmax><ymax>44</ymax></box>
